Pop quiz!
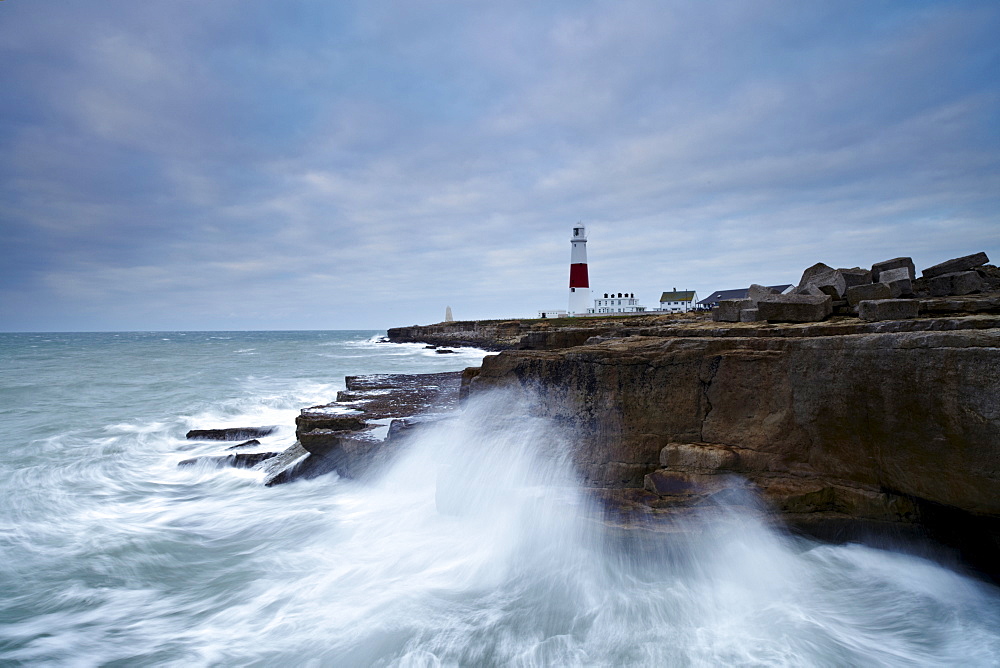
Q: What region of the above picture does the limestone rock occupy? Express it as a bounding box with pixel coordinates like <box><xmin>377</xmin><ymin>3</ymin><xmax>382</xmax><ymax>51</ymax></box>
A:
<box><xmin>846</xmin><ymin>282</ymin><xmax>892</xmax><ymax>307</ymax></box>
<box><xmin>798</xmin><ymin>262</ymin><xmax>835</xmax><ymax>287</ymax></box>
<box><xmin>922</xmin><ymin>252</ymin><xmax>990</xmax><ymax>279</ymax></box>
<box><xmin>886</xmin><ymin>277</ymin><xmax>913</xmax><ymax>298</ymax></box>
<box><xmin>659</xmin><ymin>442</ymin><xmax>739</xmax><ymax>471</ymax></box>
<box><xmin>747</xmin><ymin>284</ymin><xmax>779</xmax><ymax>303</ymax></box>
<box><xmin>713</xmin><ymin>299</ymin><xmax>751</xmax><ymax>322</ymax></box>
<box><xmin>643</xmin><ymin>470</ymin><xmax>744</xmax><ymax>496</ymax></box>
<box><xmin>929</xmin><ymin>271</ymin><xmax>985</xmax><ymax>297</ymax></box>
<box><xmin>794</xmin><ymin>283</ymin><xmax>827</xmax><ymax>298</ymax></box>
<box><xmin>295</xmin><ymin>414</ymin><xmax>366</xmax><ymax>433</ymax></box>
<box><xmin>470</xmin><ymin>325</ymin><xmax>1000</xmax><ymax>518</ymax></box>
<box><xmin>871</xmin><ymin>257</ymin><xmax>915</xmax><ymax>282</ymax></box>
<box><xmin>797</xmin><ymin>264</ymin><xmax>847</xmax><ymax>299</ymax></box>
<box><xmin>757</xmin><ymin>294</ymin><xmax>833</xmax><ymax>322</ymax></box>
<box><xmin>739</xmin><ymin>308</ymin><xmax>761</xmax><ymax>322</ymax></box>
<box><xmin>839</xmin><ymin>268</ymin><xmax>873</xmax><ymax>288</ymax></box>
<box><xmin>858</xmin><ymin>299</ymin><xmax>920</xmax><ymax>322</ymax></box>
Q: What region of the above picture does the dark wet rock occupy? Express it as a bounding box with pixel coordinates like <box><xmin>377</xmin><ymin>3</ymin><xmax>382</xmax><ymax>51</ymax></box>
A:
<box><xmin>185</xmin><ymin>426</ymin><xmax>276</xmax><ymax>440</ymax></box>
<box><xmin>225</xmin><ymin>439</ymin><xmax>261</xmax><ymax>450</ymax></box>
<box><xmin>435</xmin><ymin>349</ymin><xmax>457</xmax><ymax>354</ymax></box>
<box><xmin>258</xmin><ymin>443</ymin><xmax>339</xmax><ymax>487</ymax></box>
<box><xmin>294</xmin><ymin>414</ymin><xmax>366</xmax><ymax>433</ymax></box>
<box><xmin>179</xmin><ymin>451</ymin><xmax>279</xmax><ymax>469</ymax></box>
<box><xmin>263</xmin><ymin>372</ymin><xmax>465</xmax><ymax>486</ymax></box>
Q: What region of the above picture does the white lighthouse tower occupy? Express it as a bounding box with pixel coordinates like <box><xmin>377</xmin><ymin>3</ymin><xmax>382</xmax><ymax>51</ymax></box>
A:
<box><xmin>568</xmin><ymin>223</ymin><xmax>590</xmax><ymax>315</ymax></box>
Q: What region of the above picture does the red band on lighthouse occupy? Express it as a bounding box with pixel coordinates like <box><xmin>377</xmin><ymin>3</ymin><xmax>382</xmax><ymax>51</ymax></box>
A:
<box><xmin>569</xmin><ymin>263</ymin><xmax>589</xmax><ymax>288</ymax></box>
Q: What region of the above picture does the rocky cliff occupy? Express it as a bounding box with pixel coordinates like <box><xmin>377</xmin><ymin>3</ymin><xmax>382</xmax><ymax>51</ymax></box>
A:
<box><xmin>386</xmin><ymin>313</ymin><xmax>704</xmax><ymax>351</ymax></box>
<box><xmin>466</xmin><ymin>312</ymin><xmax>1000</xmax><ymax>573</ymax></box>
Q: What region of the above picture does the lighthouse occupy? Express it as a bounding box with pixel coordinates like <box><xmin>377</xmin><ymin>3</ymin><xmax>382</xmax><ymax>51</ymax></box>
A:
<box><xmin>568</xmin><ymin>223</ymin><xmax>590</xmax><ymax>315</ymax></box>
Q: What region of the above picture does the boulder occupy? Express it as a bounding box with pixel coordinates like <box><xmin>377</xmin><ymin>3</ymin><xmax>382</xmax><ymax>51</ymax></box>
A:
<box><xmin>839</xmin><ymin>268</ymin><xmax>873</xmax><ymax>288</ymax></box>
<box><xmin>879</xmin><ymin>267</ymin><xmax>911</xmax><ymax>283</ymax></box>
<box><xmin>798</xmin><ymin>262</ymin><xmax>835</xmax><ymax>287</ymax></box>
<box><xmin>929</xmin><ymin>271</ymin><xmax>986</xmax><ymax>297</ymax></box>
<box><xmin>713</xmin><ymin>299</ymin><xmax>751</xmax><ymax>322</ymax></box>
<box><xmin>794</xmin><ymin>283</ymin><xmax>827</xmax><ymax>298</ymax></box>
<box><xmin>886</xmin><ymin>277</ymin><xmax>913</xmax><ymax>298</ymax></box>
<box><xmin>846</xmin><ymin>282</ymin><xmax>892</xmax><ymax>307</ymax></box>
<box><xmin>872</xmin><ymin>257</ymin><xmax>915</xmax><ymax>282</ymax></box>
<box><xmin>739</xmin><ymin>308</ymin><xmax>761</xmax><ymax>323</ymax></box>
<box><xmin>798</xmin><ymin>263</ymin><xmax>847</xmax><ymax>299</ymax></box>
<box><xmin>757</xmin><ymin>294</ymin><xmax>833</xmax><ymax>323</ymax></box>
<box><xmin>922</xmin><ymin>252</ymin><xmax>990</xmax><ymax>279</ymax></box>
<box><xmin>747</xmin><ymin>284</ymin><xmax>779</xmax><ymax>303</ymax></box>
<box><xmin>858</xmin><ymin>299</ymin><xmax>920</xmax><ymax>322</ymax></box>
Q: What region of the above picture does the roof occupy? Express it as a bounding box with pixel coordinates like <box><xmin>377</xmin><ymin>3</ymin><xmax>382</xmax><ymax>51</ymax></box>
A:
<box><xmin>659</xmin><ymin>291</ymin><xmax>696</xmax><ymax>302</ymax></box>
<box><xmin>698</xmin><ymin>285</ymin><xmax>793</xmax><ymax>305</ymax></box>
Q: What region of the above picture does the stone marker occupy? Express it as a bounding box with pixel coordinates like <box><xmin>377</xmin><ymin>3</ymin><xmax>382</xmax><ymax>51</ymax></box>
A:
<box><xmin>922</xmin><ymin>252</ymin><xmax>989</xmax><ymax>279</ymax></box>
<box><xmin>871</xmin><ymin>257</ymin><xmax>915</xmax><ymax>282</ymax></box>
<box><xmin>846</xmin><ymin>282</ymin><xmax>892</xmax><ymax>307</ymax></box>
<box><xmin>713</xmin><ymin>299</ymin><xmax>751</xmax><ymax>322</ymax></box>
<box><xmin>858</xmin><ymin>299</ymin><xmax>920</xmax><ymax>322</ymax></box>
<box><xmin>739</xmin><ymin>308</ymin><xmax>761</xmax><ymax>322</ymax></box>
<box><xmin>757</xmin><ymin>294</ymin><xmax>833</xmax><ymax>323</ymax></box>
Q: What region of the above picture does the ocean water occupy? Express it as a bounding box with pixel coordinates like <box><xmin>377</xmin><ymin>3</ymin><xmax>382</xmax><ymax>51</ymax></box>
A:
<box><xmin>1</xmin><ymin>330</ymin><xmax>998</xmax><ymax>667</ymax></box>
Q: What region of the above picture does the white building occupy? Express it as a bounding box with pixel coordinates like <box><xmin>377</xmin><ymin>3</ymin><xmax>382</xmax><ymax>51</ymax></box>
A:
<box><xmin>537</xmin><ymin>309</ymin><xmax>568</xmax><ymax>319</ymax></box>
<box><xmin>591</xmin><ymin>292</ymin><xmax>646</xmax><ymax>314</ymax></box>
<box><xmin>659</xmin><ymin>289</ymin><xmax>699</xmax><ymax>313</ymax></box>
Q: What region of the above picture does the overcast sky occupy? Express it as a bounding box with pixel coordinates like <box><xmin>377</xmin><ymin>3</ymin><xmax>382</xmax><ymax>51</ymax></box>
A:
<box><xmin>2</xmin><ymin>0</ymin><xmax>998</xmax><ymax>331</ymax></box>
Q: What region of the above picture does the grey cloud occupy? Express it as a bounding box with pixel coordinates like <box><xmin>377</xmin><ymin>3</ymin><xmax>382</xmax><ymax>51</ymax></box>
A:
<box><xmin>1</xmin><ymin>0</ymin><xmax>997</xmax><ymax>330</ymax></box>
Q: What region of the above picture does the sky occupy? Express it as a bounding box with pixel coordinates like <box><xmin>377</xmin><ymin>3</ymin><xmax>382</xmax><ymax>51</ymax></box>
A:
<box><xmin>1</xmin><ymin>0</ymin><xmax>998</xmax><ymax>331</ymax></box>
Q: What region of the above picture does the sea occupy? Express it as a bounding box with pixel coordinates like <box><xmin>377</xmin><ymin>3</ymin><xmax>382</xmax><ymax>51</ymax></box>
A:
<box><xmin>1</xmin><ymin>330</ymin><xmax>999</xmax><ymax>667</ymax></box>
